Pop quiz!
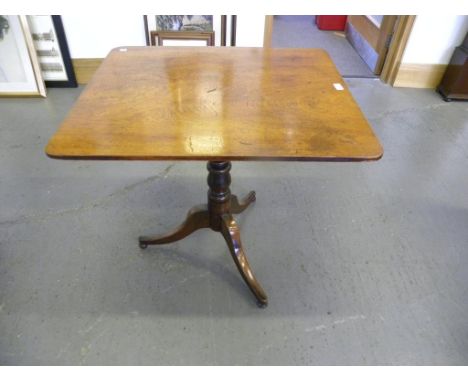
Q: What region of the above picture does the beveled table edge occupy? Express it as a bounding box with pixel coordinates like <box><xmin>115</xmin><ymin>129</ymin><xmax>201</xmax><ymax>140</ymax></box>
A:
<box><xmin>45</xmin><ymin>149</ymin><xmax>384</xmax><ymax>162</ymax></box>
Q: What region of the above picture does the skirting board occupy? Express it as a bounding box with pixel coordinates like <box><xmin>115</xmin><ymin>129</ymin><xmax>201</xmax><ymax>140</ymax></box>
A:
<box><xmin>72</xmin><ymin>59</ymin><xmax>103</xmax><ymax>84</ymax></box>
<box><xmin>393</xmin><ymin>63</ymin><xmax>448</xmax><ymax>88</ymax></box>
<box><xmin>74</xmin><ymin>59</ymin><xmax>448</xmax><ymax>89</ymax></box>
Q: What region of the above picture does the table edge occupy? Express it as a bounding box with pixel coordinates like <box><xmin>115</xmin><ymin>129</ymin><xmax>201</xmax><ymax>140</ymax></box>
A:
<box><xmin>45</xmin><ymin>149</ymin><xmax>384</xmax><ymax>162</ymax></box>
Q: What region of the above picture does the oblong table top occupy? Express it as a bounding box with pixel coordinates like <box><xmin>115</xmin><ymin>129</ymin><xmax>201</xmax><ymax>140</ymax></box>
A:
<box><xmin>46</xmin><ymin>47</ymin><xmax>383</xmax><ymax>161</ymax></box>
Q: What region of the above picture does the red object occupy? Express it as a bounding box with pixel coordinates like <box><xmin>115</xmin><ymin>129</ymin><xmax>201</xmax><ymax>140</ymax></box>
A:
<box><xmin>315</xmin><ymin>16</ymin><xmax>348</xmax><ymax>31</ymax></box>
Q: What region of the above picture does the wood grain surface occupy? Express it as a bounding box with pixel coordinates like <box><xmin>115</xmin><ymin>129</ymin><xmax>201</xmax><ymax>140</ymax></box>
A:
<box><xmin>46</xmin><ymin>47</ymin><xmax>383</xmax><ymax>161</ymax></box>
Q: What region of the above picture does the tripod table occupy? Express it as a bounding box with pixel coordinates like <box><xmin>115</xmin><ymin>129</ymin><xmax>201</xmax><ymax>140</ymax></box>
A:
<box><xmin>46</xmin><ymin>47</ymin><xmax>383</xmax><ymax>307</ymax></box>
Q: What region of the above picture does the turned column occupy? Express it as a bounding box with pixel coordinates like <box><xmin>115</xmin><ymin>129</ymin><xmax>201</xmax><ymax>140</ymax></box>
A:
<box><xmin>207</xmin><ymin>161</ymin><xmax>232</xmax><ymax>231</ymax></box>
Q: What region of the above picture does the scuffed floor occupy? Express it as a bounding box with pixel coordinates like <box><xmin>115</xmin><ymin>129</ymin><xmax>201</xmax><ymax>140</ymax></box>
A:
<box><xmin>0</xmin><ymin>79</ymin><xmax>467</xmax><ymax>365</ymax></box>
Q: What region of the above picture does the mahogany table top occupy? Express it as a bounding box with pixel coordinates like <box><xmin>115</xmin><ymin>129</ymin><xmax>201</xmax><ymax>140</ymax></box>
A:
<box><xmin>46</xmin><ymin>47</ymin><xmax>383</xmax><ymax>161</ymax></box>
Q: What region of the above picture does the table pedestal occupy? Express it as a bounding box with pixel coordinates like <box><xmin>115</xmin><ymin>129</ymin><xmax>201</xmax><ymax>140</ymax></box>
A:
<box><xmin>138</xmin><ymin>161</ymin><xmax>268</xmax><ymax>307</ymax></box>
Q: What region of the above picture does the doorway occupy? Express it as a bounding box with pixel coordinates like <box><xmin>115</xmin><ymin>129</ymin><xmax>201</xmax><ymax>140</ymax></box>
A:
<box><xmin>267</xmin><ymin>15</ymin><xmax>416</xmax><ymax>85</ymax></box>
<box><xmin>270</xmin><ymin>16</ymin><xmax>377</xmax><ymax>78</ymax></box>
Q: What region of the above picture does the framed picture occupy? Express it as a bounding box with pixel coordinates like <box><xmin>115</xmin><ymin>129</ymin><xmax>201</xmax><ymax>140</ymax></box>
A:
<box><xmin>150</xmin><ymin>31</ymin><xmax>215</xmax><ymax>46</ymax></box>
<box><xmin>0</xmin><ymin>15</ymin><xmax>46</xmax><ymax>97</ymax></box>
<box><xmin>27</xmin><ymin>15</ymin><xmax>77</xmax><ymax>87</ymax></box>
<box><xmin>144</xmin><ymin>15</ymin><xmax>225</xmax><ymax>46</ymax></box>
<box><xmin>155</xmin><ymin>15</ymin><xmax>213</xmax><ymax>32</ymax></box>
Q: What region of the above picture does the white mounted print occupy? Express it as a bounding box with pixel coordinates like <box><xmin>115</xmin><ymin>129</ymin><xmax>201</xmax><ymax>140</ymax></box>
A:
<box><xmin>0</xmin><ymin>15</ymin><xmax>46</xmax><ymax>97</ymax></box>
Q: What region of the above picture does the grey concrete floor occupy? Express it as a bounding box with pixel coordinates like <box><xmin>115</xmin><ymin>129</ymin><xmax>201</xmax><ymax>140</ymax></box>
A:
<box><xmin>272</xmin><ymin>15</ymin><xmax>376</xmax><ymax>77</ymax></box>
<box><xmin>1</xmin><ymin>79</ymin><xmax>468</xmax><ymax>365</ymax></box>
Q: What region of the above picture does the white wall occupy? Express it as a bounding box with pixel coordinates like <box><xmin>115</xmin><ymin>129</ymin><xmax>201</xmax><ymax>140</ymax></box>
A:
<box><xmin>235</xmin><ymin>15</ymin><xmax>265</xmax><ymax>47</ymax></box>
<box><xmin>402</xmin><ymin>15</ymin><xmax>468</xmax><ymax>64</ymax></box>
<box><xmin>61</xmin><ymin>15</ymin><xmax>146</xmax><ymax>58</ymax></box>
<box><xmin>61</xmin><ymin>15</ymin><xmax>266</xmax><ymax>58</ymax></box>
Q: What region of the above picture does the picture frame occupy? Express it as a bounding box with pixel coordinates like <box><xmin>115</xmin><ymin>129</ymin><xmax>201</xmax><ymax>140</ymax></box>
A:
<box><xmin>144</xmin><ymin>15</ymin><xmax>224</xmax><ymax>46</ymax></box>
<box><xmin>27</xmin><ymin>15</ymin><xmax>77</xmax><ymax>88</ymax></box>
<box><xmin>0</xmin><ymin>15</ymin><xmax>46</xmax><ymax>97</ymax></box>
<box><xmin>150</xmin><ymin>31</ymin><xmax>215</xmax><ymax>47</ymax></box>
<box><xmin>155</xmin><ymin>15</ymin><xmax>214</xmax><ymax>32</ymax></box>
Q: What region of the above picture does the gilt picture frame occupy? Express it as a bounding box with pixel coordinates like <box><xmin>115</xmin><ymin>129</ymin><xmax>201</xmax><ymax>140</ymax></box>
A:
<box><xmin>150</xmin><ymin>31</ymin><xmax>215</xmax><ymax>47</ymax></box>
<box><xmin>144</xmin><ymin>15</ymin><xmax>224</xmax><ymax>46</ymax></box>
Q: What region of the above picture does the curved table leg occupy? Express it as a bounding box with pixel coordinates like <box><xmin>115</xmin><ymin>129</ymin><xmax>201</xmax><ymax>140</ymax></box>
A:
<box><xmin>220</xmin><ymin>214</ymin><xmax>268</xmax><ymax>307</ymax></box>
<box><xmin>139</xmin><ymin>204</ymin><xmax>210</xmax><ymax>248</ymax></box>
<box><xmin>230</xmin><ymin>191</ymin><xmax>256</xmax><ymax>214</ymax></box>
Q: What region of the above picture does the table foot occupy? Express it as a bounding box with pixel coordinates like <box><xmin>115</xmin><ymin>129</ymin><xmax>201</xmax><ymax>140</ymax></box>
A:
<box><xmin>231</xmin><ymin>191</ymin><xmax>256</xmax><ymax>214</ymax></box>
<box><xmin>139</xmin><ymin>204</ymin><xmax>209</xmax><ymax>248</ymax></box>
<box><xmin>220</xmin><ymin>214</ymin><xmax>268</xmax><ymax>307</ymax></box>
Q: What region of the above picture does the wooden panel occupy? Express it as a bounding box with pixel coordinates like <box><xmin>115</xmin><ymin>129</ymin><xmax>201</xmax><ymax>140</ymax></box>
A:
<box><xmin>46</xmin><ymin>47</ymin><xmax>382</xmax><ymax>162</ymax></box>
<box><xmin>346</xmin><ymin>22</ymin><xmax>379</xmax><ymax>72</ymax></box>
<box><xmin>381</xmin><ymin>16</ymin><xmax>417</xmax><ymax>84</ymax></box>
<box><xmin>347</xmin><ymin>15</ymin><xmax>398</xmax><ymax>75</ymax></box>
<box><xmin>374</xmin><ymin>16</ymin><xmax>397</xmax><ymax>74</ymax></box>
<box><xmin>376</xmin><ymin>16</ymin><xmax>397</xmax><ymax>55</ymax></box>
<box><xmin>72</xmin><ymin>58</ymin><xmax>103</xmax><ymax>84</ymax></box>
<box><xmin>373</xmin><ymin>15</ymin><xmax>398</xmax><ymax>73</ymax></box>
<box><xmin>394</xmin><ymin>63</ymin><xmax>448</xmax><ymax>88</ymax></box>
<box><xmin>264</xmin><ymin>16</ymin><xmax>274</xmax><ymax>48</ymax></box>
<box><xmin>347</xmin><ymin>16</ymin><xmax>379</xmax><ymax>50</ymax></box>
